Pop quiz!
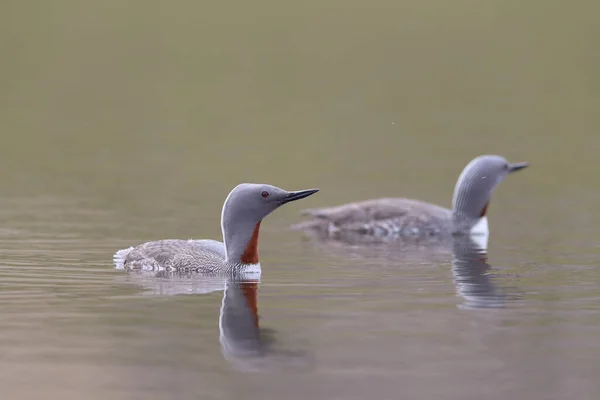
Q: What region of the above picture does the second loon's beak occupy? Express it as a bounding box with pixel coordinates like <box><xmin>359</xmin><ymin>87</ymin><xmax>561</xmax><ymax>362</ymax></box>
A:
<box><xmin>282</xmin><ymin>189</ymin><xmax>319</xmax><ymax>204</ymax></box>
<box><xmin>508</xmin><ymin>162</ymin><xmax>529</xmax><ymax>173</ymax></box>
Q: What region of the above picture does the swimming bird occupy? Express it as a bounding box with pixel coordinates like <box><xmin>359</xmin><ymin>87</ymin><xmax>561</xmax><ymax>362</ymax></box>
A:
<box><xmin>114</xmin><ymin>183</ymin><xmax>319</xmax><ymax>274</ymax></box>
<box><xmin>291</xmin><ymin>155</ymin><xmax>527</xmax><ymax>244</ymax></box>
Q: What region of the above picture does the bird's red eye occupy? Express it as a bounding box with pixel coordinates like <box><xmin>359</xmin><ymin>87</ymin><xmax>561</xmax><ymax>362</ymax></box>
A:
<box><xmin>261</xmin><ymin>191</ymin><xmax>269</xmax><ymax>198</ymax></box>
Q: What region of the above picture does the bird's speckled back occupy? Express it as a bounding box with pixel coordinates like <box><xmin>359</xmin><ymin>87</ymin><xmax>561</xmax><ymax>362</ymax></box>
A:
<box><xmin>115</xmin><ymin>239</ymin><xmax>241</xmax><ymax>273</ymax></box>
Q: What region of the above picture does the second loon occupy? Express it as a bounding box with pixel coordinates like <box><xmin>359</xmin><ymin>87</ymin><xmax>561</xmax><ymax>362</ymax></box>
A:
<box><xmin>291</xmin><ymin>155</ymin><xmax>527</xmax><ymax>243</ymax></box>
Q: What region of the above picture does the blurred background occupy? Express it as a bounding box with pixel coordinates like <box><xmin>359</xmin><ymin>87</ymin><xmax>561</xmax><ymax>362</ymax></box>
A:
<box><xmin>0</xmin><ymin>1</ymin><xmax>599</xmax><ymax>399</ymax></box>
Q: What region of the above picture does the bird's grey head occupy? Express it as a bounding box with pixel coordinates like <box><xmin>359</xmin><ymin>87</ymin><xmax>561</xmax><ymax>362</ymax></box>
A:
<box><xmin>451</xmin><ymin>155</ymin><xmax>528</xmax><ymax>231</ymax></box>
<box><xmin>221</xmin><ymin>183</ymin><xmax>319</xmax><ymax>264</ymax></box>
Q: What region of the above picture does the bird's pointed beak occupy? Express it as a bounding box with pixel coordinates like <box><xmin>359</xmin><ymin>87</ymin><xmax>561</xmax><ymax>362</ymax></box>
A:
<box><xmin>508</xmin><ymin>162</ymin><xmax>528</xmax><ymax>173</ymax></box>
<box><xmin>282</xmin><ymin>189</ymin><xmax>319</xmax><ymax>204</ymax></box>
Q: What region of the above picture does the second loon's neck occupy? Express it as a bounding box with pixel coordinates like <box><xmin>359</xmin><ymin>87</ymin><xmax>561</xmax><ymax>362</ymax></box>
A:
<box><xmin>451</xmin><ymin>187</ymin><xmax>491</xmax><ymax>236</ymax></box>
<box><xmin>451</xmin><ymin>163</ymin><xmax>492</xmax><ymax>234</ymax></box>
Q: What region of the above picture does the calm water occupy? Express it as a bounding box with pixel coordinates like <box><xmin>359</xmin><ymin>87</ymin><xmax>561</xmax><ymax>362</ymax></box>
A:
<box><xmin>1</xmin><ymin>1</ymin><xmax>600</xmax><ymax>399</ymax></box>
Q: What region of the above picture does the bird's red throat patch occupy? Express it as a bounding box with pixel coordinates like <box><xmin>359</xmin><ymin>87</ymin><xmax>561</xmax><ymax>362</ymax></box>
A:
<box><xmin>480</xmin><ymin>202</ymin><xmax>489</xmax><ymax>217</ymax></box>
<box><xmin>240</xmin><ymin>221</ymin><xmax>261</xmax><ymax>264</ymax></box>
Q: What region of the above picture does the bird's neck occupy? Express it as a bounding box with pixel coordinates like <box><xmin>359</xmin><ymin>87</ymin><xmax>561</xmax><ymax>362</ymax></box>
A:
<box><xmin>223</xmin><ymin>219</ymin><xmax>262</xmax><ymax>266</ymax></box>
<box><xmin>451</xmin><ymin>173</ymin><xmax>492</xmax><ymax>234</ymax></box>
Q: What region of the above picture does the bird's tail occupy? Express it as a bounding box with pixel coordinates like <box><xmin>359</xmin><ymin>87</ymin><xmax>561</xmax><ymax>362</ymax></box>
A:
<box><xmin>113</xmin><ymin>247</ymin><xmax>134</xmax><ymax>269</ymax></box>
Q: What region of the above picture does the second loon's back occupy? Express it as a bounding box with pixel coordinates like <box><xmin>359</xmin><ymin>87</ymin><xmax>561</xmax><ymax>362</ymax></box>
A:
<box><xmin>114</xmin><ymin>239</ymin><xmax>230</xmax><ymax>273</ymax></box>
<box><xmin>291</xmin><ymin>198</ymin><xmax>453</xmax><ymax>239</ymax></box>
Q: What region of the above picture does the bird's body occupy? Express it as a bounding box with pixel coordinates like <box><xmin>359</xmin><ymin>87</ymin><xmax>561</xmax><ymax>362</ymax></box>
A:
<box><xmin>114</xmin><ymin>239</ymin><xmax>230</xmax><ymax>273</ymax></box>
<box><xmin>294</xmin><ymin>197</ymin><xmax>453</xmax><ymax>238</ymax></box>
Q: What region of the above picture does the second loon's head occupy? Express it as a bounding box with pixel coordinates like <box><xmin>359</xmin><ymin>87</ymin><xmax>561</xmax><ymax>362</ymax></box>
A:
<box><xmin>451</xmin><ymin>155</ymin><xmax>528</xmax><ymax>233</ymax></box>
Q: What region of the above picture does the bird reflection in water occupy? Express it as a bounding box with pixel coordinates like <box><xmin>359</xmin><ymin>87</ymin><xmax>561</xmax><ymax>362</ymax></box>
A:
<box><xmin>219</xmin><ymin>275</ymin><xmax>313</xmax><ymax>372</ymax></box>
<box><xmin>451</xmin><ymin>236</ymin><xmax>512</xmax><ymax>310</ymax></box>
<box><xmin>120</xmin><ymin>269</ymin><xmax>312</xmax><ymax>372</ymax></box>
<box><xmin>219</xmin><ymin>277</ymin><xmax>265</xmax><ymax>364</ymax></box>
<box><xmin>119</xmin><ymin>269</ymin><xmax>228</xmax><ymax>296</ymax></box>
